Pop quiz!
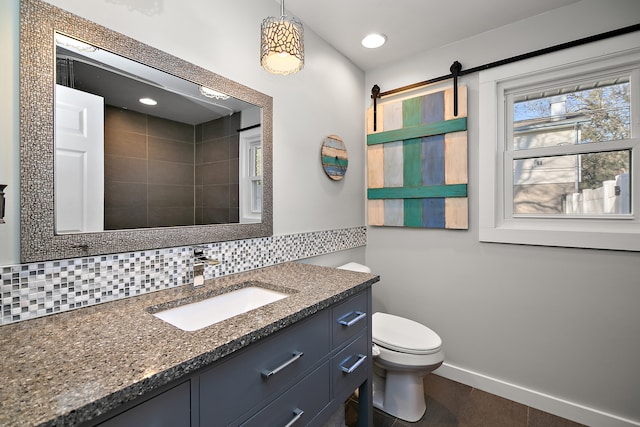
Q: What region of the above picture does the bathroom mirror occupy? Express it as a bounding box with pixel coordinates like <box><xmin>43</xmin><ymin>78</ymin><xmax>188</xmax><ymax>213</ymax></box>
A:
<box><xmin>54</xmin><ymin>35</ymin><xmax>262</xmax><ymax>232</ymax></box>
<box><xmin>19</xmin><ymin>0</ymin><xmax>273</xmax><ymax>262</ymax></box>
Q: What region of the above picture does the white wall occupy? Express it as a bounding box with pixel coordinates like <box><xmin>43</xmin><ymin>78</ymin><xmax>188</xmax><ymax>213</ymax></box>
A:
<box><xmin>0</xmin><ymin>0</ymin><xmax>20</xmax><ymax>264</ymax></box>
<box><xmin>365</xmin><ymin>1</ymin><xmax>640</xmax><ymax>425</ymax></box>
<box><xmin>0</xmin><ymin>0</ymin><xmax>366</xmax><ymax>265</ymax></box>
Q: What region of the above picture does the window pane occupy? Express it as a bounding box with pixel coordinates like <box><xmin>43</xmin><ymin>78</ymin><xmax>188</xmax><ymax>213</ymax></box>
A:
<box><xmin>513</xmin><ymin>150</ymin><xmax>630</xmax><ymax>215</ymax></box>
<box><xmin>253</xmin><ymin>147</ymin><xmax>263</xmax><ymax>177</ymax></box>
<box><xmin>513</xmin><ymin>81</ymin><xmax>630</xmax><ymax>150</ymax></box>
<box><xmin>251</xmin><ymin>179</ymin><xmax>263</xmax><ymax>213</ymax></box>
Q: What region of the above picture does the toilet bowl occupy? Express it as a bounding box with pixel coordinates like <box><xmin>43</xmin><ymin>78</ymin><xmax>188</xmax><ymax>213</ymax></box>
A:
<box><xmin>372</xmin><ymin>312</ymin><xmax>444</xmax><ymax>422</ymax></box>
<box><xmin>338</xmin><ymin>263</ymin><xmax>445</xmax><ymax>423</ymax></box>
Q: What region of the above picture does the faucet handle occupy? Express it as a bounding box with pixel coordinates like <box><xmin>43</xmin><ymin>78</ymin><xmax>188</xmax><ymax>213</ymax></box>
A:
<box><xmin>193</xmin><ymin>246</ymin><xmax>205</xmax><ymax>258</ymax></box>
<box><xmin>192</xmin><ymin>246</ymin><xmax>219</xmax><ymax>268</ymax></box>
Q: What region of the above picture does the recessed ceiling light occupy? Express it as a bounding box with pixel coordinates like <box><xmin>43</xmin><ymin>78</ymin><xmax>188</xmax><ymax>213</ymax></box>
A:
<box><xmin>139</xmin><ymin>97</ymin><xmax>157</xmax><ymax>106</ymax></box>
<box><xmin>361</xmin><ymin>33</ymin><xmax>387</xmax><ymax>49</ymax></box>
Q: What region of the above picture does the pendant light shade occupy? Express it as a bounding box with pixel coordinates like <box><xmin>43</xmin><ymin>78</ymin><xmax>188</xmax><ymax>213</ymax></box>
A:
<box><xmin>260</xmin><ymin>1</ymin><xmax>304</xmax><ymax>75</ymax></box>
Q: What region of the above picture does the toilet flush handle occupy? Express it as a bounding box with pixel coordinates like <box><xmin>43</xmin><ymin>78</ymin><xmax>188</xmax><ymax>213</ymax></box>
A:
<box><xmin>372</xmin><ymin>343</ymin><xmax>381</xmax><ymax>357</ymax></box>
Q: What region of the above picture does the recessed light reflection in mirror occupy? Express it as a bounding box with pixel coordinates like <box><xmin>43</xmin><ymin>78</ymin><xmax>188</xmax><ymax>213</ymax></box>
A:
<box><xmin>139</xmin><ymin>97</ymin><xmax>157</xmax><ymax>105</ymax></box>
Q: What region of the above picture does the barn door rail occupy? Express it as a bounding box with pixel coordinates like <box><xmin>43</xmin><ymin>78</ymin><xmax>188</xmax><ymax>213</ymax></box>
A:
<box><xmin>370</xmin><ymin>23</ymin><xmax>640</xmax><ymax>132</ymax></box>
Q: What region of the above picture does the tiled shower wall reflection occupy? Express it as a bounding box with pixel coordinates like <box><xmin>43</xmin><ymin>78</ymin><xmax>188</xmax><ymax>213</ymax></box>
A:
<box><xmin>0</xmin><ymin>227</ymin><xmax>366</xmax><ymax>325</ymax></box>
<box><xmin>104</xmin><ymin>106</ymin><xmax>242</xmax><ymax>229</ymax></box>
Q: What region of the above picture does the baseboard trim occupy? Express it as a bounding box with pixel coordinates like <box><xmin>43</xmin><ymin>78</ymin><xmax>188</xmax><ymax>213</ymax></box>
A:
<box><xmin>434</xmin><ymin>363</ymin><xmax>640</xmax><ymax>427</ymax></box>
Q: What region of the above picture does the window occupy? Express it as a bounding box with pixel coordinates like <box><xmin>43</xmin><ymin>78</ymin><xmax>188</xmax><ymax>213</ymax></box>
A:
<box><xmin>239</xmin><ymin>127</ymin><xmax>263</xmax><ymax>223</ymax></box>
<box><xmin>510</xmin><ymin>79</ymin><xmax>631</xmax><ymax>216</ymax></box>
<box><xmin>479</xmin><ymin>33</ymin><xmax>640</xmax><ymax>251</ymax></box>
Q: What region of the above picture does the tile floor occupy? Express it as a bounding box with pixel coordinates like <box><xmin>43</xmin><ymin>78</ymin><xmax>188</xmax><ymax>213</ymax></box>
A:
<box><xmin>345</xmin><ymin>374</ymin><xmax>587</xmax><ymax>427</ymax></box>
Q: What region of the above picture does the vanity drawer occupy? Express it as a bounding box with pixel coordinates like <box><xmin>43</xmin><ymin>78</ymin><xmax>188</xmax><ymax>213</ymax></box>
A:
<box><xmin>199</xmin><ymin>310</ymin><xmax>330</xmax><ymax>427</ymax></box>
<box><xmin>238</xmin><ymin>362</ymin><xmax>330</xmax><ymax>427</ymax></box>
<box><xmin>332</xmin><ymin>333</ymin><xmax>369</xmax><ymax>401</ymax></box>
<box><xmin>332</xmin><ymin>291</ymin><xmax>368</xmax><ymax>349</ymax></box>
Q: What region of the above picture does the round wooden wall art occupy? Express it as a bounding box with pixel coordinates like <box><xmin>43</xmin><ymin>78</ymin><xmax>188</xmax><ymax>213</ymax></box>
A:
<box><xmin>321</xmin><ymin>135</ymin><xmax>348</xmax><ymax>181</ymax></box>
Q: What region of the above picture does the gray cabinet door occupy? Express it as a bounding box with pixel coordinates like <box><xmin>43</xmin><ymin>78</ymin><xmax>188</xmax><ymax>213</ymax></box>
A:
<box><xmin>96</xmin><ymin>381</ymin><xmax>190</xmax><ymax>427</ymax></box>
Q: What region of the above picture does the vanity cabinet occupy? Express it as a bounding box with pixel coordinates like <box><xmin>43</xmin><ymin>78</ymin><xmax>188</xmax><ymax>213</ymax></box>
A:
<box><xmin>86</xmin><ymin>287</ymin><xmax>372</xmax><ymax>427</ymax></box>
<box><xmin>206</xmin><ymin>287</ymin><xmax>372</xmax><ymax>427</ymax></box>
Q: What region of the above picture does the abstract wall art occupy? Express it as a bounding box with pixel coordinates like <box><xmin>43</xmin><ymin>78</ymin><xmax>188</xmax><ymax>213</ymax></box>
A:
<box><xmin>366</xmin><ymin>86</ymin><xmax>468</xmax><ymax>229</ymax></box>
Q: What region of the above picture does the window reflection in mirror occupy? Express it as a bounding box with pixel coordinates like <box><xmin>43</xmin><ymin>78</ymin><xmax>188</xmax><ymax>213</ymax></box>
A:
<box><xmin>54</xmin><ymin>33</ymin><xmax>262</xmax><ymax>234</ymax></box>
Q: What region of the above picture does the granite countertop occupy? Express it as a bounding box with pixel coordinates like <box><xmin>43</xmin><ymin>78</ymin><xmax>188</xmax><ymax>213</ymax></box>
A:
<box><xmin>0</xmin><ymin>262</ymin><xmax>379</xmax><ymax>427</ymax></box>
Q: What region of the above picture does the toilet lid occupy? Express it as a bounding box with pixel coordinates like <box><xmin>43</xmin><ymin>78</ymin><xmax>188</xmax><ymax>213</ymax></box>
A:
<box><xmin>372</xmin><ymin>312</ymin><xmax>442</xmax><ymax>355</ymax></box>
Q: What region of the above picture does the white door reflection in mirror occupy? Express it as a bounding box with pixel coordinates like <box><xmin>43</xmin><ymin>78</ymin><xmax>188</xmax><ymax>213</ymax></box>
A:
<box><xmin>55</xmin><ymin>84</ymin><xmax>104</xmax><ymax>233</ymax></box>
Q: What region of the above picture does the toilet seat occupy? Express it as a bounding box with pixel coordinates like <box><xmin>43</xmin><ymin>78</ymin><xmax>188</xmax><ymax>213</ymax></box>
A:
<box><xmin>373</xmin><ymin>312</ymin><xmax>442</xmax><ymax>355</ymax></box>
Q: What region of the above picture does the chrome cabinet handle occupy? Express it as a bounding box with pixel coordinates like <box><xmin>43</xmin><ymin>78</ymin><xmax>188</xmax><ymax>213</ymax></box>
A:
<box><xmin>340</xmin><ymin>354</ymin><xmax>367</xmax><ymax>374</ymax></box>
<box><xmin>283</xmin><ymin>409</ymin><xmax>304</xmax><ymax>427</ymax></box>
<box><xmin>337</xmin><ymin>311</ymin><xmax>366</xmax><ymax>327</ymax></box>
<box><xmin>261</xmin><ymin>351</ymin><xmax>303</xmax><ymax>378</ymax></box>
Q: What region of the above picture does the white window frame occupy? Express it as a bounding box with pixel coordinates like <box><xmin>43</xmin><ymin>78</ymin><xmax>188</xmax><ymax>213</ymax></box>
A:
<box><xmin>239</xmin><ymin>126</ymin><xmax>262</xmax><ymax>224</ymax></box>
<box><xmin>479</xmin><ymin>32</ymin><xmax>640</xmax><ymax>251</ymax></box>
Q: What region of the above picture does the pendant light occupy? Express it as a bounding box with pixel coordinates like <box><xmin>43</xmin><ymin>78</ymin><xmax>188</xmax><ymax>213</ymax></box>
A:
<box><xmin>260</xmin><ymin>0</ymin><xmax>304</xmax><ymax>75</ymax></box>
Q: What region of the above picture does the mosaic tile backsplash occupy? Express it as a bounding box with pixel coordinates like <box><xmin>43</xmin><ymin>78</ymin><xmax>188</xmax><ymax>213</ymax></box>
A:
<box><xmin>0</xmin><ymin>227</ymin><xmax>366</xmax><ymax>325</ymax></box>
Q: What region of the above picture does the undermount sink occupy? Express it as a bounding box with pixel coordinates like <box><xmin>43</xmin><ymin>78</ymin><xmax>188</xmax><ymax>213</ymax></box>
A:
<box><xmin>152</xmin><ymin>285</ymin><xmax>289</xmax><ymax>331</ymax></box>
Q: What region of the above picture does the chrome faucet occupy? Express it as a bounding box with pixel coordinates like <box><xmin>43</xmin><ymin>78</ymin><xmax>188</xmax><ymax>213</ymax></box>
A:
<box><xmin>192</xmin><ymin>247</ymin><xmax>220</xmax><ymax>287</ymax></box>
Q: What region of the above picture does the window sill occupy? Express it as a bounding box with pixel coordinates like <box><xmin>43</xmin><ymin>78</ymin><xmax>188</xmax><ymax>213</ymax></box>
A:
<box><xmin>479</xmin><ymin>219</ymin><xmax>640</xmax><ymax>251</ymax></box>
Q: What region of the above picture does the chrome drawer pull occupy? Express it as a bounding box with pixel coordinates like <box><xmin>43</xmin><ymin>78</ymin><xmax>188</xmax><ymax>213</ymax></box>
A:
<box><xmin>337</xmin><ymin>311</ymin><xmax>366</xmax><ymax>327</ymax></box>
<box><xmin>340</xmin><ymin>354</ymin><xmax>367</xmax><ymax>374</ymax></box>
<box><xmin>261</xmin><ymin>351</ymin><xmax>304</xmax><ymax>378</ymax></box>
<box><xmin>283</xmin><ymin>408</ymin><xmax>304</xmax><ymax>427</ymax></box>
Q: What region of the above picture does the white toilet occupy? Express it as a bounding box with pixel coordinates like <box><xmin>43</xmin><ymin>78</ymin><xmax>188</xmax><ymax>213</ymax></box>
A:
<box><xmin>338</xmin><ymin>263</ymin><xmax>445</xmax><ymax>423</ymax></box>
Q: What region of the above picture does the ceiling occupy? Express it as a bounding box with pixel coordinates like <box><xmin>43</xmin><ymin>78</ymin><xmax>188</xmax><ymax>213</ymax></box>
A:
<box><xmin>57</xmin><ymin>45</ymin><xmax>255</xmax><ymax>125</ymax></box>
<box><xmin>284</xmin><ymin>0</ymin><xmax>582</xmax><ymax>71</ymax></box>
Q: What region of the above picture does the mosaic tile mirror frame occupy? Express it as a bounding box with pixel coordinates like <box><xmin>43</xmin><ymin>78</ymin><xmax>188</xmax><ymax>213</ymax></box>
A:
<box><xmin>19</xmin><ymin>0</ymin><xmax>273</xmax><ymax>262</ymax></box>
